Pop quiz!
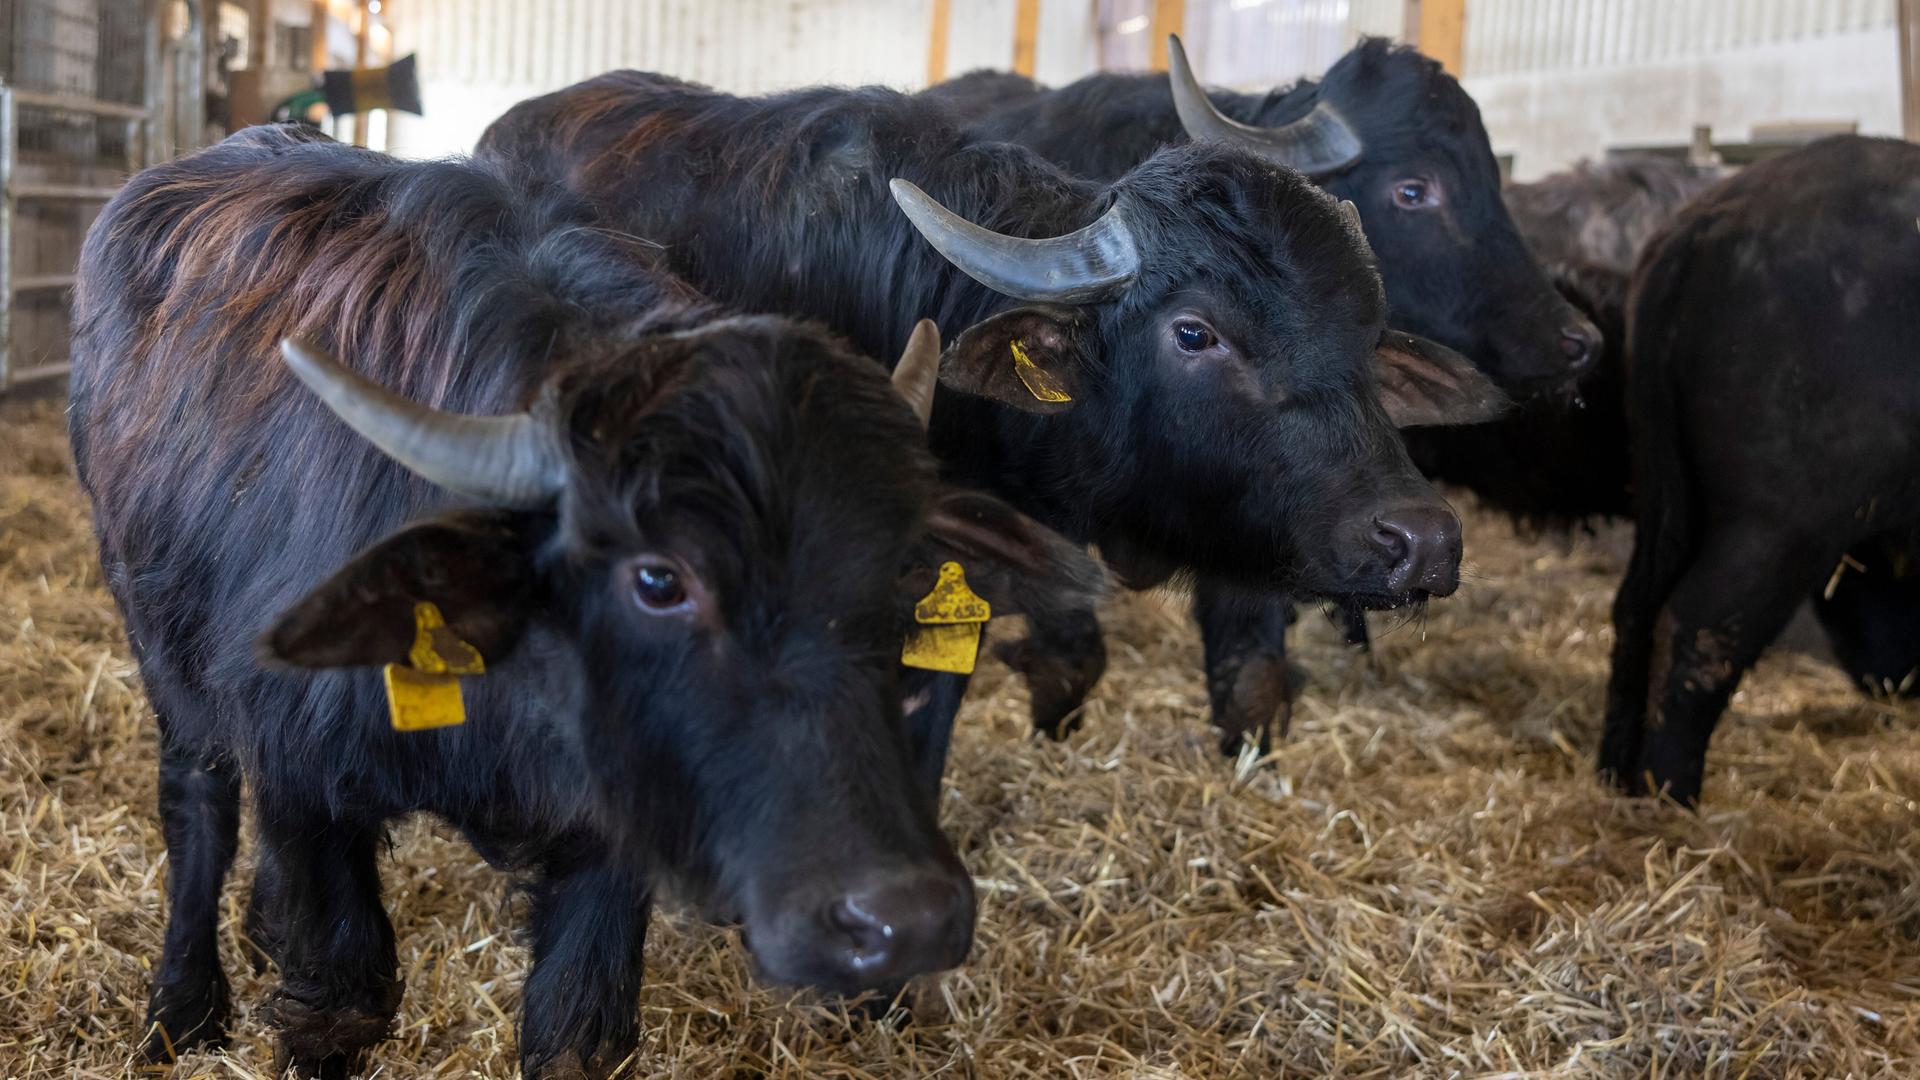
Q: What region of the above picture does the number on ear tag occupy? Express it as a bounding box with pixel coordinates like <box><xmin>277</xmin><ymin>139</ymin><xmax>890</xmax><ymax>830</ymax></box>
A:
<box><xmin>1011</xmin><ymin>340</ymin><xmax>1072</xmax><ymax>403</ymax></box>
<box><xmin>902</xmin><ymin>562</ymin><xmax>991</xmax><ymax>674</ymax></box>
<box><xmin>384</xmin><ymin>601</ymin><xmax>484</xmax><ymax>731</ymax></box>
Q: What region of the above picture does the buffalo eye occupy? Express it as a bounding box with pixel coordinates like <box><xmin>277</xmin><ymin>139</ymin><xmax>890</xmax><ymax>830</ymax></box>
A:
<box><xmin>1172</xmin><ymin>321</ymin><xmax>1217</xmax><ymax>354</ymax></box>
<box><xmin>630</xmin><ymin>561</ymin><xmax>692</xmax><ymax>613</ymax></box>
<box><xmin>1390</xmin><ymin>178</ymin><xmax>1439</xmax><ymax>210</ymax></box>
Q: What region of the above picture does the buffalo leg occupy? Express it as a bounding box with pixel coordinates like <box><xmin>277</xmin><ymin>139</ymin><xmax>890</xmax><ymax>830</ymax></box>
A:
<box><xmin>519</xmin><ymin>850</ymin><xmax>651</xmax><ymax>1079</ymax></box>
<box><xmin>141</xmin><ymin>721</ymin><xmax>242</xmax><ymax>1062</ymax></box>
<box><xmin>902</xmin><ymin>669</ymin><xmax>971</xmax><ymax>800</ymax></box>
<box><xmin>1607</xmin><ymin>526</ymin><xmax>1819</xmax><ymax>805</ymax></box>
<box><xmin>240</xmin><ymin>852</ymin><xmax>287</xmax><ymax>974</ymax></box>
<box><xmin>1599</xmin><ymin>513</ymin><xmax>1680</xmax><ymax>787</ymax></box>
<box><xmin>1195</xmin><ymin>582</ymin><xmax>1301</xmax><ymax>758</ymax></box>
<box><xmin>256</xmin><ymin>812</ymin><xmax>401</xmax><ymax>1079</ymax></box>
<box><xmin>1813</xmin><ymin>536</ymin><xmax>1920</xmax><ymax>697</ymax></box>
<box><xmin>994</xmin><ymin>606</ymin><xmax>1107</xmax><ymax>739</ymax></box>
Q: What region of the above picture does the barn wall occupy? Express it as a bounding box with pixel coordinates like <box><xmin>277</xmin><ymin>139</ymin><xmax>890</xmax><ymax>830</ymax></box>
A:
<box><xmin>1463</xmin><ymin>0</ymin><xmax>1905</xmax><ymax>179</ymax></box>
<box><xmin>1181</xmin><ymin>0</ymin><xmax>1405</xmax><ymax>89</ymax></box>
<box><xmin>387</xmin><ymin>0</ymin><xmax>1105</xmax><ymax>158</ymax></box>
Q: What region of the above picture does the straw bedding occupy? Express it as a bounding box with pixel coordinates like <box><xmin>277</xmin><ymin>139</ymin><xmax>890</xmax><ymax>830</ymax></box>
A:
<box><xmin>3</xmin><ymin>396</ymin><xmax>1917</xmax><ymax>1078</ymax></box>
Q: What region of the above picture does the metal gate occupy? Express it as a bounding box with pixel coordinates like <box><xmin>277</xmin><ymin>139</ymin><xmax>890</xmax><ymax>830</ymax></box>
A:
<box><xmin>0</xmin><ymin>0</ymin><xmax>158</xmax><ymax>394</ymax></box>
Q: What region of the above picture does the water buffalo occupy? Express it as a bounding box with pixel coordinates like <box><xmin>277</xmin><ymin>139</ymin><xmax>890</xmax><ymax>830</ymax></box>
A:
<box><xmin>908</xmin><ymin>37</ymin><xmax>1599</xmax><ymax>747</ymax></box>
<box><xmin>940</xmin><ymin>36</ymin><xmax>1600</xmax><ymax>395</ymax></box>
<box><xmin>1503</xmin><ymin>153</ymin><xmax>1723</xmax><ymax>276</ymax></box>
<box><xmin>1410</xmin><ymin>157</ymin><xmax>1715</xmax><ymax>536</ymax></box>
<box><xmin>477</xmin><ymin>70</ymin><xmax>1507</xmax><ymax>764</ymax></box>
<box><xmin>70</xmin><ymin>126</ymin><xmax>1100</xmax><ymax>1077</ymax></box>
<box><xmin>1601</xmin><ymin>135</ymin><xmax>1920</xmax><ymax>806</ymax></box>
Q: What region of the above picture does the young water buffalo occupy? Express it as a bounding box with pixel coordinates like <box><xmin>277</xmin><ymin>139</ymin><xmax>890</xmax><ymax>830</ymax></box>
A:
<box><xmin>1601</xmin><ymin>135</ymin><xmax>1920</xmax><ymax>806</ymax></box>
<box><xmin>910</xmin><ymin>36</ymin><xmax>1596</xmax><ymax>746</ymax></box>
<box><xmin>939</xmin><ymin>36</ymin><xmax>1599</xmax><ymax>395</ymax></box>
<box><xmin>1406</xmin><ymin>259</ymin><xmax>1630</xmax><ymax>533</ymax></box>
<box><xmin>1502</xmin><ymin>154</ymin><xmax>1723</xmax><ymax>276</ymax></box>
<box><xmin>478</xmin><ymin>71</ymin><xmax>1507</xmax><ymax>763</ymax></box>
<box><xmin>70</xmin><ymin>126</ymin><xmax>1099</xmax><ymax>1077</ymax></box>
<box><xmin>1412</xmin><ymin>155</ymin><xmax>1721</xmax><ymax>534</ymax></box>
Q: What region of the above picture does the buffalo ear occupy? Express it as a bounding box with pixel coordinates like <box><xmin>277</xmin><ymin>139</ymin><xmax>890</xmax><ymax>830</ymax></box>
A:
<box><xmin>259</xmin><ymin>510</ymin><xmax>541</xmax><ymax>670</ymax></box>
<box><xmin>1373</xmin><ymin>330</ymin><xmax>1511</xmax><ymax>428</ymax></box>
<box><xmin>905</xmin><ymin>490</ymin><xmax>1107</xmax><ymax>621</ymax></box>
<box><xmin>938</xmin><ymin>305</ymin><xmax>1090</xmax><ymax>415</ymax></box>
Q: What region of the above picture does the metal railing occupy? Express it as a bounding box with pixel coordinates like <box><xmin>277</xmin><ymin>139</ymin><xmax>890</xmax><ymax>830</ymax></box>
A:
<box><xmin>0</xmin><ymin>83</ymin><xmax>152</xmax><ymax>393</ymax></box>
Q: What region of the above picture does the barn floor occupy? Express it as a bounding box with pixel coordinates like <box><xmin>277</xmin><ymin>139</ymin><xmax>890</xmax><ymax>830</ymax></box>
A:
<box><xmin>3</xmin><ymin>396</ymin><xmax>1918</xmax><ymax>1079</ymax></box>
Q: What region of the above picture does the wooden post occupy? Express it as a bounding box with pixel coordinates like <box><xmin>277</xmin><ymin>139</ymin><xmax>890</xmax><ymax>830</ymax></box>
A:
<box><xmin>310</xmin><ymin>0</ymin><xmax>330</xmax><ymax>71</ymax></box>
<box><xmin>1148</xmin><ymin>0</ymin><xmax>1185</xmax><ymax>72</ymax></box>
<box><xmin>1410</xmin><ymin>0</ymin><xmax>1465</xmax><ymax>76</ymax></box>
<box><xmin>249</xmin><ymin>0</ymin><xmax>270</xmax><ymax>69</ymax></box>
<box><xmin>1901</xmin><ymin>0</ymin><xmax>1919</xmax><ymax>141</ymax></box>
<box><xmin>1012</xmin><ymin>0</ymin><xmax>1040</xmax><ymax>78</ymax></box>
<box><xmin>927</xmin><ymin>0</ymin><xmax>951</xmax><ymax>85</ymax></box>
<box><xmin>228</xmin><ymin>0</ymin><xmax>271</xmax><ymax>127</ymax></box>
<box><xmin>352</xmin><ymin>0</ymin><xmax>371</xmax><ymax>146</ymax></box>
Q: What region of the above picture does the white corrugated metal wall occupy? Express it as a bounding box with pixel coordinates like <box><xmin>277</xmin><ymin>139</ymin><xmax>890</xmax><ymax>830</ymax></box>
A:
<box><xmin>386</xmin><ymin>0</ymin><xmax>1388</xmax><ymax>159</ymax></box>
<box><xmin>390</xmin><ymin>0</ymin><xmax>944</xmax><ymax>157</ymax></box>
<box><xmin>1182</xmin><ymin>0</ymin><xmax>1404</xmax><ymax>90</ymax></box>
<box><xmin>387</xmin><ymin>0</ymin><xmax>1908</xmax><ymax>177</ymax></box>
<box><xmin>1469</xmin><ymin>0</ymin><xmax>1894</xmax><ymax>74</ymax></box>
<box><xmin>1463</xmin><ymin>0</ymin><xmax>1905</xmax><ymax>178</ymax></box>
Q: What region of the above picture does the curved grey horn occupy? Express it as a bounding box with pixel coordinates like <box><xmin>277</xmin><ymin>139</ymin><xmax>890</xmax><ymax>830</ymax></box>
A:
<box><xmin>1166</xmin><ymin>35</ymin><xmax>1362</xmax><ymax>178</ymax></box>
<box><xmin>280</xmin><ymin>336</ymin><xmax>564</xmax><ymax>507</ymax></box>
<box><xmin>892</xmin><ymin>319</ymin><xmax>941</xmax><ymax>428</ymax></box>
<box><xmin>889</xmin><ymin>179</ymin><xmax>1139</xmax><ymax>303</ymax></box>
<box><xmin>1337</xmin><ymin>198</ymin><xmax>1374</xmax><ymax>257</ymax></box>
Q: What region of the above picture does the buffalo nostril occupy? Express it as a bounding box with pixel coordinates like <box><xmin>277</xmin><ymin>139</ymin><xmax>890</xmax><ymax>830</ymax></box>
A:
<box><xmin>1558</xmin><ymin>320</ymin><xmax>1601</xmax><ymax>370</ymax></box>
<box><xmin>1370</xmin><ymin>519</ymin><xmax>1412</xmax><ymax>567</ymax></box>
<box><xmin>1371</xmin><ymin>506</ymin><xmax>1463</xmax><ymax>597</ymax></box>
<box><xmin>825</xmin><ymin>874</ymin><xmax>970</xmax><ymax>984</ymax></box>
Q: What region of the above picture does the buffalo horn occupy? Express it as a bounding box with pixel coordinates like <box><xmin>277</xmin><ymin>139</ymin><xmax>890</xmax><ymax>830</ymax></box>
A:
<box><xmin>1166</xmin><ymin>34</ymin><xmax>1362</xmax><ymax>178</ymax></box>
<box><xmin>280</xmin><ymin>336</ymin><xmax>564</xmax><ymax>507</ymax></box>
<box><xmin>889</xmin><ymin>179</ymin><xmax>1140</xmax><ymax>304</ymax></box>
<box><xmin>892</xmin><ymin>319</ymin><xmax>942</xmax><ymax>427</ymax></box>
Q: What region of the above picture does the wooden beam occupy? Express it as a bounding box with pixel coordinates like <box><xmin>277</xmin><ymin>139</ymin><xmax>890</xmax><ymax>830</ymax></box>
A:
<box><xmin>927</xmin><ymin>0</ymin><xmax>951</xmax><ymax>85</ymax></box>
<box><xmin>1012</xmin><ymin>0</ymin><xmax>1040</xmax><ymax>78</ymax></box>
<box><xmin>352</xmin><ymin>0</ymin><xmax>372</xmax><ymax>146</ymax></box>
<box><xmin>1901</xmin><ymin>0</ymin><xmax>1919</xmax><ymax>142</ymax></box>
<box><xmin>248</xmin><ymin>0</ymin><xmax>270</xmax><ymax>68</ymax></box>
<box><xmin>310</xmin><ymin>0</ymin><xmax>330</xmax><ymax>71</ymax></box>
<box><xmin>229</xmin><ymin>0</ymin><xmax>272</xmax><ymax>127</ymax></box>
<box><xmin>1410</xmin><ymin>0</ymin><xmax>1465</xmax><ymax>76</ymax></box>
<box><xmin>1147</xmin><ymin>0</ymin><xmax>1185</xmax><ymax>72</ymax></box>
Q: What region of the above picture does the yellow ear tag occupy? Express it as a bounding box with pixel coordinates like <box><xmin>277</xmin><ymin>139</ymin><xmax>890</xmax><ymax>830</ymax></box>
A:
<box><xmin>383</xmin><ymin>601</ymin><xmax>485</xmax><ymax>732</ymax></box>
<box><xmin>901</xmin><ymin>561</ymin><xmax>992</xmax><ymax>674</ymax></box>
<box><xmin>1010</xmin><ymin>339</ymin><xmax>1072</xmax><ymax>403</ymax></box>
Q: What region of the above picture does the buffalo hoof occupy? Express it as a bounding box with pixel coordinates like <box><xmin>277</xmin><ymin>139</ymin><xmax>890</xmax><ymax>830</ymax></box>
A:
<box><xmin>526</xmin><ymin>1048</ymin><xmax>629</xmax><ymax>1080</ymax></box>
<box><xmin>995</xmin><ymin>631</ymin><xmax>1105</xmax><ymax>741</ymax></box>
<box><xmin>140</xmin><ymin>970</ymin><xmax>231</xmax><ymax>1062</ymax></box>
<box><xmin>262</xmin><ymin>978</ymin><xmax>402</xmax><ymax>1078</ymax></box>
<box><xmin>1211</xmin><ymin>654</ymin><xmax>1303</xmax><ymax>759</ymax></box>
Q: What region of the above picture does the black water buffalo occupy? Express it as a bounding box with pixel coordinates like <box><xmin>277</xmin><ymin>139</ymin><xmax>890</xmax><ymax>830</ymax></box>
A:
<box><xmin>941</xmin><ymin>36</ymin><xmax>1600</xmax><ymax>395</ymax></box>
<box><xmin>478</xmin><ymin>71</ymin><xmax>1508</xmax><ymax>763</ymax></box>
<box><xmin>1407</xmin><ymin>258</ymin><xmax>1630</xmax><ymax>533</ymax></box>
<box><xmin>1412</xmin><ymin>158</ymin><xmax>1717</xmax><ymax>534</ymax></box>
<box><xmin>1602</xmin><ymin>135</ymin><xmax>1920</xmax><ymax>806</ymax></box>
<box><xmin>1503</xmin><ymin>153</ymin><xmax>1723</xmax><ymax>276</ymax></box>
<box><xmin>910</xmin><ymin>37</ymin><xmax>1600</xmax><ymax>748</ymax></box>
<box><xmin>70</xmin><ymin>126</ymin><xmax>1100</xmax><ymax>1077</ymax></box>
